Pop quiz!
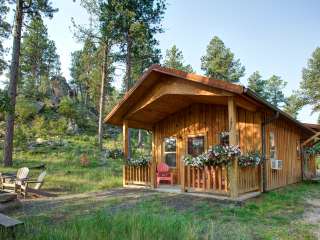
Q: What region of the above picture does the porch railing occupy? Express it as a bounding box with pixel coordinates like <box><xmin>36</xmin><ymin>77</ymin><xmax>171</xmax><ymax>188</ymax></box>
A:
<box><xmin>123</xmin><ymin>165</ymin><xmax>152</xmax><ymax>187</ymax></box>
<box><xmin>183</xmin><ymin>165</ymin><xmax>229</xmax><ymax>195</ymax></box>
<box><xmin>238</xmin><ymin>166</ymin><xmax>260</xmax><ymax>194</ymax></box>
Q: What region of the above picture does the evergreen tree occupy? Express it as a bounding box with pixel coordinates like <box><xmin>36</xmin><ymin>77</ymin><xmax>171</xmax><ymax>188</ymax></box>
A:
<box><xmin>300</xmin><ymin>47</ymin><xmax>320</xmax><ymax>114</ymax></box>
<box><xmin>163</xmin><ymin>45</ymin><xmax>193</xmax><ymax>73</ymax></box>
<box><xmin>4</xmin><ymin>0</ymin><xmax>57</xmax><ymax>166</ymax></box>
<box><xmin>112</xmin><ymin>0</ymin><xmax>166</xmax><ymax>91</ymax></box>
<box><xmin>201</xmin><ymin>36</ymin><xmax>245</xmax><ymax>83</ymax></box>
<box><xmin>76</xmin><ymin>0</ymin><xmax>117</xmax><ymax>149</ymax></box>
<box><xmin>247</xmin><ymin>71</ymin><xmax>267</xmax><ymax>99</ymax></box>
<box><xmin>20</xmin><ymin>17</ymin><xmax>60</xmax><ymax>98</ymax></box>
<box><xmin>70</xmin><ymin>37</ymin><xmax>99</xmax><ymax>107</ymax></box>
<box><xmin>283</xmin><ymin>93</ymin><xmax>303</xmax><ymax>119</ymax></box>
<box><xmin>0</xmin><ymin>0</ymin><xmax>11</xmax><ymax>74</ymax></box>
<box><xmin>264</xmin><ymin>75</ymin><xmax>287</xmax><ymax>107</ymax></box>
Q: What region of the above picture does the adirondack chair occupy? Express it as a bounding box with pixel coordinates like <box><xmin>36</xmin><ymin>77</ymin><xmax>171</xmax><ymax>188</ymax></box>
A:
<box><xmin>1</xmin><ymin>167</ymin><xmax>29</xmax><ymax>192</ymax></box>
<box><xmin>19</xmin><ymin>171</ymin><xmax>46</xmax><ymax>198</ymax></box>
<box><xmin>156</xmin><ymin>163</ymin><xmax>173</xmax><ymax>186</ymax></box>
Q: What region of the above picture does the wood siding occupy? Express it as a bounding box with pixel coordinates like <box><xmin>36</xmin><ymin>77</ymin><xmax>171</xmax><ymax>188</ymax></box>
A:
<box><xmin>265</xmin><ymin>117</ymin><xmax>302</xmax><ymax>190</ymax></box>
<box><xmin>153</xmin><ymin>103</ymin><xmax>262</xmax><ymax>190</ymax></box>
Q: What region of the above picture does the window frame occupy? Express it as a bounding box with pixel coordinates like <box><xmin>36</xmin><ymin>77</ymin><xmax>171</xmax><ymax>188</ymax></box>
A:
<box><xmin>269</xmin><ymin>131</ymin><xmax>277</xmax><ymax>160</ymax></box>
<box><xmin>186</xmin><ymin>133</ymin><xmax>207</xmax><ymax>157</ymax></box>
<box><xmin>163</xmin><ymin>137</ymin><xmax>177</xmax><ymax>168</ymax></box>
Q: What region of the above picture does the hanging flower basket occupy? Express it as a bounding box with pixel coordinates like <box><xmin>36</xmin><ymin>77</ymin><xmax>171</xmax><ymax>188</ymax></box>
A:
<box><xmin>183</xmin><ymin>144</ymin><xmax>241</xmax><ymax>167</ymax></box>
<box><xmin>304</xmin><ymin>142</ymin><xmax>320</xmax><ymax>157</ymax></box>
<box><xmin>126</xmin><ymin>155</ymin><xmax>151</xmax><ymax>167</ymax></box>
<box><xmin>238</xmin><ymin>151</ymin><xmax>262</xmax><ymax>167</ymax></box>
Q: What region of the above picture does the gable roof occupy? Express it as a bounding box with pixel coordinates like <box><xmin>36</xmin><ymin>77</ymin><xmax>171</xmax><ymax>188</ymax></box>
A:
<box><xmin>105</xmin><ymin>64</ymin><xmax>315</xmax><ymax>135</ymax></box>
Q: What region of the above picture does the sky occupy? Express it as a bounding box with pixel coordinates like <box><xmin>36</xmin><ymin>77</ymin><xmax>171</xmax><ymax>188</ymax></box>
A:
<box><xmin>2</xmin><ymin>0</ymin><xmax>320</xmax><ymax>123</ymax></box>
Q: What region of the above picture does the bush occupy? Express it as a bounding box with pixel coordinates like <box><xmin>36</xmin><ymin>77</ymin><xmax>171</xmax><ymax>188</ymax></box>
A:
<box><xmin>15</xmin><ymin>97</ymin><xmax>37</xmax><ymax>121</ymax></box>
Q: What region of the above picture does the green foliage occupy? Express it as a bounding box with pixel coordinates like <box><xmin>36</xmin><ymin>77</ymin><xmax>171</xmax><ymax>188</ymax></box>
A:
<box><xmin>283</xmin><ymin>92</ymin><xmax>304</xmax><ymax>119</ymax></box>
<box><xmin>247</xmin><ymin>71</ymin><xmax>267</xmax><ymax>99</ymax></box>
<box><xmin>265</xmin><ymin>75</ymin><xmax>287</xmax><ymax>107</ymax></box>
<box><xmin>304</xmin><ymin>142</ymin><xmax>320</xmax><ymax>156</ymax></box>
<box><xmin>0</xmin><ymin>89</ymin><xmax>11</xmax><ymax>113</ymax></box>
<box><xmin>201</xmin><ymin>36</ymin><xmax>245</xmax><ymax>82</ymax></box>
<box><xmin>300</xmin><ymin>47</ymin><xmax>320</xmax><ymax>114</ymax></box>
<box><xmin>58</xmin><ymin>97</ymin><xmax>77</xmax><ymax>120</ymax></box>
<box><xmin>0</xmin><ymin>0</ymin><xmax>10</xmax><ymax>74</ymax></box>
<box><xmin>20</xmin><ymin>17</ymin><xmax>61</xmax><ymax>99</ymax></box>
<box><xmin>163</xmin><ymin>45</ymin><xmax>194</xmax><ymax>73</ymax></box>
<box><xmin>15</xmin><ymin>97</ymin><xmax>38</xmax><ymax>121</ymax></box>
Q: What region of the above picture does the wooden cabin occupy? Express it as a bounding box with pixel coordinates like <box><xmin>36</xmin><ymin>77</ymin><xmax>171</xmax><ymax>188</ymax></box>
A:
<box><xmin>105</xmin><ymin>65</ymin><xmax>318</xmax><ymax>199</ymax></box>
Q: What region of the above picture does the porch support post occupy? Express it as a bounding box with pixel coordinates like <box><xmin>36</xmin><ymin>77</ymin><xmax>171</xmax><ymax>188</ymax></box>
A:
<box><xmin>123</xmin><ymin>120</ymin><xmax>129</xmax><ymax>160</ymax></box>
<box><xmin>122</xmin><ymin>120</ymin><xmax>129</xmax><ymax>187</ymax></box>
<box><xmin>228</xmin><ymin>96</ymin><xmax>239</xmax><ymax>199</ymax></box>
<box><xmin>151</xmin><ymin>127</ymin><xmax>156</xmax><ymax>188</ymax></box>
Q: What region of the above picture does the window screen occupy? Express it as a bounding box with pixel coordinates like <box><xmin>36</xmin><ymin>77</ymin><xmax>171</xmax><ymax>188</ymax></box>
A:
<box><xmin>187</xmin><ymin>136</ymin><xmax>205</xmax><ymax>157</ymax></box>
<box><xmin>163</xmin><ymin>138</ymin><xmax>176</xmax><ymax>167</ymax></box>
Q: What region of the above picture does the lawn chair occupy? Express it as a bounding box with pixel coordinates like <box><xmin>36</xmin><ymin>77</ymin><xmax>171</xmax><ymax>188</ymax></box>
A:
<box><xmin>19</xmin><ymin>171</ymin><xmax>46</xmax><ymax>198</ymax></box>
<box><xmin>1</xmin><ymin>167</ymin><xmax>29</xmax><ymax>192</ymax></box>
<box><xmin>156</xmin><ymin>162</ymin><xmax>173</xmax><ymax>186</ymax></box>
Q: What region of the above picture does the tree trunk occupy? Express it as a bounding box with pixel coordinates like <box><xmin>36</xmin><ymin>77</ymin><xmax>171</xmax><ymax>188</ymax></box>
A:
<box><xmin>3</xmin><ymin>0</ymin><xmax>23</xmax><ymax>167</ymax></box>
<box><xmin>125</xmin><ymin>34</ymin><xmax>132</xmax><ymax>92</ymax></box>
<box><xmin>98</xmin><ymin>43</ymin><xmax>108</xmax><ymax>150</ymax></box>
<box><xmin>137</xmin><ymin>129</ymin><xmax>143</xmax><ymax>148</ymax></box>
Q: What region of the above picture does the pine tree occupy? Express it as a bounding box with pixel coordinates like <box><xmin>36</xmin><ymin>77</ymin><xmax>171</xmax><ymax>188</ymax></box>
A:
<box><xmin>283</xmin><ymin>93</ymin><xmax>303</xmax><ymax>119</ymax></box>
<box><xmin>264</xmin><ymin>75</ymin><xmax>287</xmax><ymax>107</ymax></box>
<box><xmin>247</xmin><ymin>71</ymin><xmax>267</xmax><ymax>99</ymax></box>
<box><xmin>4</xmin><ymin>0</ymin><xmax>57</xmax><ymax>166</ymax></box>
<box><xmin>300</xmin><ymin>47</ymin><xmax>320</xmax><ymax>114</ymax></box>
<box><xmin>163</xmin><ymin>45</ymin><xmax>194</xmax><ymax>73</ymax></box>
<box><xmin>19</xmin><ymin>17</ymin><xmax>60</xmax><ymax>98</ymax></box>
<box><xmin>0</xmin><ymin>0</ymin><xmax>11</xmax><ymax>74</ymax></box>
<box><xmin>201</xmin><ymin>36</ymin><xmax>245</xmax><ymax>83</ymax></box>
<box><xmin>112</xmin><ymin>0</ymin><xmax>166</xmax><ymax>91</ymax></box>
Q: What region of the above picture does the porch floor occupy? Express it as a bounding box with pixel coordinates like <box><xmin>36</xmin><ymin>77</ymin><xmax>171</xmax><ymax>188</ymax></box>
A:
<box><xmin>154</xmin><ymin>184</ymin><xmax>261</xmax><ymax>203</ymax></box>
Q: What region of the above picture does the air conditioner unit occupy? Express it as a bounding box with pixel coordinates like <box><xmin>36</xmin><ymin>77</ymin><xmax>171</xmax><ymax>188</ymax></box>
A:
<box><xmin>271</xmin><ymin>159</ymin><xmax>283</xmax><ymax>170</ymax></box>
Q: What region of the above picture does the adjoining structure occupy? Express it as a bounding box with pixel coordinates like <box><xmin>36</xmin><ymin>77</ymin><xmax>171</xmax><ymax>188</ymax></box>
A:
<box><xmin>105</xmin><ymin>65</ymin><xmax>319</xmax><ymax>199</ymax></box>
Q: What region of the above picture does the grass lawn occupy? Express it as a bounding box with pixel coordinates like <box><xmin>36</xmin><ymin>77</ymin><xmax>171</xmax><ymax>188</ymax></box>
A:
<box><xmin>0</xmin><ymin>135</ymin><xmax>123</xmax><ymax>194</ymax></box>
<box><xmin>0</xmin><ymin>182</ymin><xmax>318</xmax><ymax>240</ymax></box>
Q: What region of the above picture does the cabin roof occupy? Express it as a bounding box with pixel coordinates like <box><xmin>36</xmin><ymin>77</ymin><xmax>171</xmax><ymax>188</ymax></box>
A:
<box><xmin>105</xmin><ymin>64</ymin><xmax>315</xmax><ymax>135</ymax></box>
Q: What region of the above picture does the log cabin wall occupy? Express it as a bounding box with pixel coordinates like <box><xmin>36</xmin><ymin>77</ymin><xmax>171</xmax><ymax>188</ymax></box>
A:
<box><xmin>265</xmin><ymin>117</ymin><xmax>302</xmax><ymax>190</ymax></box>
<box><xmin>153</xmin><ymin>103</ymin><xmax>262</xmax><ymax>185</ymax></box>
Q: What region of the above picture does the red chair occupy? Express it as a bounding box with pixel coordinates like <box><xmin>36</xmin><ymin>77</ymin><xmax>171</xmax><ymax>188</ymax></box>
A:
<box><xmin>156</xmin><ymin>162</ymin><xmax>173</xmax><ymax>186</ymax></box>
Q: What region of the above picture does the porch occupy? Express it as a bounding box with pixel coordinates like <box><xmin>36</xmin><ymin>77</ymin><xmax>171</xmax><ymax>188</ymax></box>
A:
<box><xmin>121</xmin><ymin>95</ymin><xmax>262</xmax><ymax>200</ymax></box>
<box><xmin>122</xmin><ymin>161</ymin><xmax>261</xmax><ymax>200</ymax></box>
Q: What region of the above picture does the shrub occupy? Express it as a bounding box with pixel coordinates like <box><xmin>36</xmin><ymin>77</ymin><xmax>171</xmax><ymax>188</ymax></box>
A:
<box><xmin>15</xmin><ymin>97</ymin><xmax>37</xmax><ymax>121</ymax></box>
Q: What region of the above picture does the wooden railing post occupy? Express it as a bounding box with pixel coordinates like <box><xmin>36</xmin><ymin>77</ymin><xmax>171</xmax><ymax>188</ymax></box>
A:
<box><xmin>181</xmin><ymin>157</ymin><xmax>186</xmax><ymax>192</ymax></box>
<box><xmin>228</xmin><ymin>96</ymin><xmax>239</xmax><ymax>199</ymax></box>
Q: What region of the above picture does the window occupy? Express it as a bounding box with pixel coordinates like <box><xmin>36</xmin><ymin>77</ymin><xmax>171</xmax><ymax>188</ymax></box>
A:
<box><xmin>187</xmin><ymin>136</ymin><xmax>205</xmax><ymax>157</ymax></box>
<box><xmin>270</xmin><ymin>132</ymin><xmax>276</xmax><ymax>160</ymax></box>
<box><xmin>163</xmin><ymin>137</ymin><xmax>176</xmax><ymax>167</ymax></box>
<box><xmin>220</xmin><ymin>132</ymin><xmax>229</xmax><ymax>145</ymax></box>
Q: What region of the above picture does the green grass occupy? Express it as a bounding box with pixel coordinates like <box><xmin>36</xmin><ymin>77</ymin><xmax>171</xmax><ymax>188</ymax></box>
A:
<box><xmin>0</xmin><ymin>135</ymin><xmax>123</xmax><ymax>194</ymax></box>
<box><xmin>0</xmin><ymin>182</ymin><xmax>317</xmax><ymax>240</ymax></box>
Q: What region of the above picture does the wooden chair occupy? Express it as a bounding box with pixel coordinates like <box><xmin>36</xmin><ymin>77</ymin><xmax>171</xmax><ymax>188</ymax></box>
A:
<box><xmin>19</xmin><ymin>171</ymin><xmax>46</xmax><ymax>198</ymax></box>
<box><xmin>156</xmin><ymin>163</ymin><xmax>173</xmax><ymax>186</ymax></box>
<box><xmin>1</xmin><ymin>167</ymin><xmax>29</xmax><ymax>192</ymax></box>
